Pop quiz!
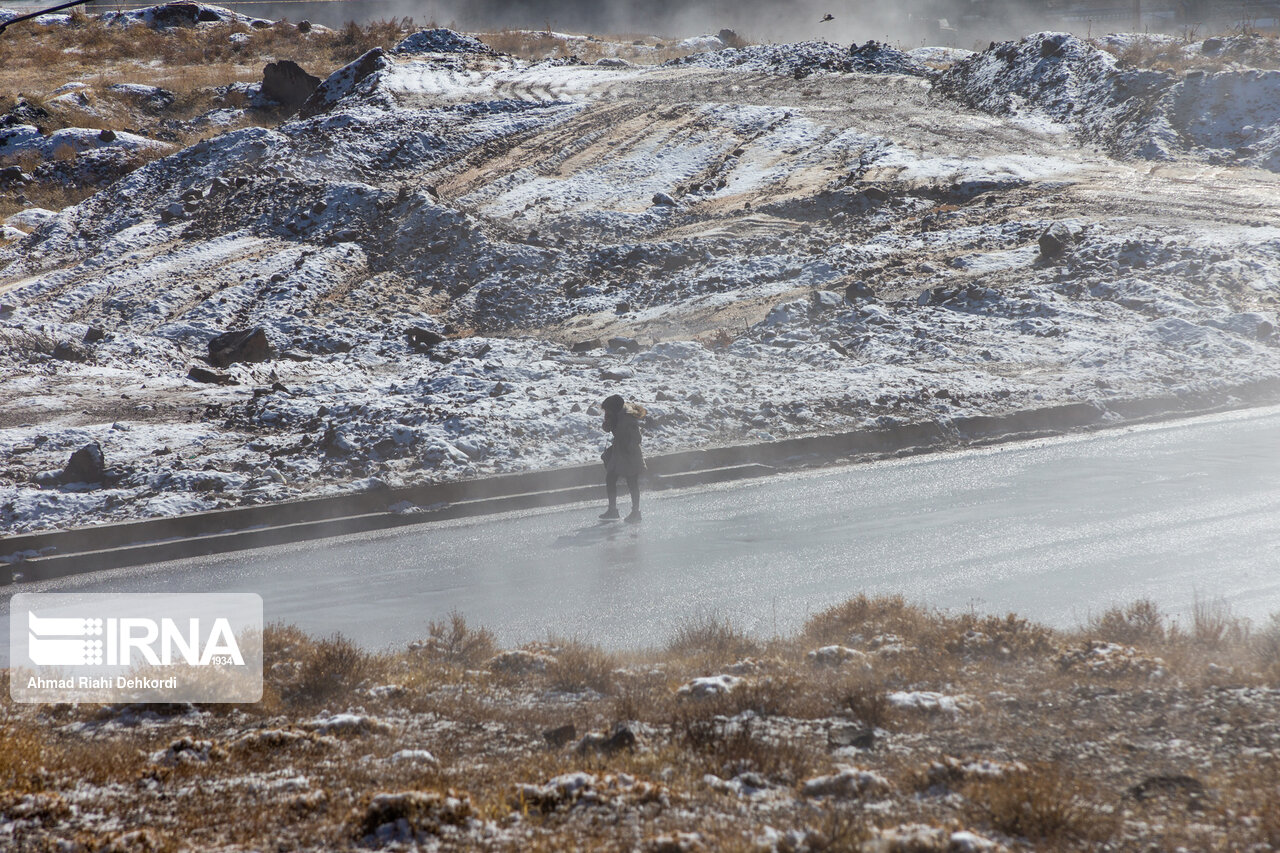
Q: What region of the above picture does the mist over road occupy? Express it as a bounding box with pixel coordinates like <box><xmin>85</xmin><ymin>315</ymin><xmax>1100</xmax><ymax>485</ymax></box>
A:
<box><xmin>5</xmin><ymin>406</ymin><xmax>1280</xmax><ymax>655</ymax></box>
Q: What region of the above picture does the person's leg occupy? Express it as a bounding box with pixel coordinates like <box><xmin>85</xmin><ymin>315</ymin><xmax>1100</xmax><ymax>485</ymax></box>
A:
<box><xmin>600</xmin><ymin>473</ymin><xmax>620</xmax><ymax>519</ymax></box>
<box><xmin>624</xmin><ymin>475</ymin><xmax>641</xmax><ymax>522</ymax></box>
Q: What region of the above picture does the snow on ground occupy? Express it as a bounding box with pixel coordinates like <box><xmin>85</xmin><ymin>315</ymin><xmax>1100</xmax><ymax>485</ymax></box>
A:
<box><xmin>669</xmin><ymin>39</ymin><xmax>932</xmax><ymax>78</ymax></box>
<box><xmin>940</xmin><ymin>31</ymin><xmax>1280</xmax><ymax>170</ymax></box>
<box><xmin>2</xmin><ymin>29</ymin><xmax>1279</xmax><ymax>534</ymax></box>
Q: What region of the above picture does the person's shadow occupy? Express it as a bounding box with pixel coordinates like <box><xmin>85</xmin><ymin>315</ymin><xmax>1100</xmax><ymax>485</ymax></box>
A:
<box><xmin>553</xmin><ymin>522</ymin><xmax>627</xmax><ymax>548</ymax></box>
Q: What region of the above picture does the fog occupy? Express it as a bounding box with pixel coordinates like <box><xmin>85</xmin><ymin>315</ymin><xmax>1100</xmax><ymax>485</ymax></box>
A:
<box><xmin>89</xmin><ymin>0</ymin><xmax>1207</xmax><ymax>47</ymax></box>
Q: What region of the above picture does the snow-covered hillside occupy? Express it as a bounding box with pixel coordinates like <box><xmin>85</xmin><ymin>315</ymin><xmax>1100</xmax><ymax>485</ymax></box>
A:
<box><xmin>2</xmin><ymin>28</ymin><xmax>1278</xmax><ymax>535</ymax></box>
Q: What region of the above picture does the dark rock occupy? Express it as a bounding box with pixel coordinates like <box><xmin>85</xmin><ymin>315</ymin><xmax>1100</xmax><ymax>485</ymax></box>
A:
<box><xmin>83</xmin><ymin>326</ymin><xmax>107</xmax><ymax>344</ymax></box>
<box><xmin>1040</xmin><ymin>33</ymin><xmax>1070</xmax><ymax>58</ymax></box>
<box><xmin>542</xmin><ymin>724</ymin><xmax>576</xmax><ymax>748</ymax></box>
<box><xmin>262</xmin><ymin>60</ymin><xmax>321</xmax><ymax>111</ymax></box>
<box><xmin>652</xmin><ymin>191</ymin><xmax>677</xmax><ymax>206</ymax></box>
<box><xmin>208</xmin><ymin>327</ymin><xmax>272</xmax><ymax>367</ymax></box>
<box><xmin>845</xmin><ymin>280</ymin><xmax>877</xmax><ymax>301</ymax></box>
<box><xmin>320</xmin><ymin>423</ymin><xmax>354</xmax><ymax>456</ymax></box>
<box><xmin>1038</xmin><ymin>222</ymin><xmax>1079</xmax><ymax>259</ymax></box>
<box><xmin>98</xmin><ymin>129</ymin><xmax>117</xmax><ymax>143</ymax></box>
<box><xmin>406</xmin><ymin>326</ymin><xmax>445</xmax><ymax>353</ymax></box>
<box><xmin>188</xmin><ymin>366</ymin><xmax>237</xmax><ymax>385</ymax></box>
<box><xmin>607</xmin><ymin>336</ymin><xmax>641</xmax><ymax>353</ymax></box>
<box><xmin>571</xmin><ymin>338</ymin><xmax>602</xmax><ymax>353</ymax></box>
<box><xmin>810</xmin><ymin>290</ymin><xmax>844</xmax><ymax>313</ymax></box>
<box><xmin>1129</xmin><ymin>774</ymin><xmax>1205</xmax><ymax>803</ymax></box>
<box><xmin>61</xmin><ymin>442</ymin><xmax>105</xmax><ymax>484</ymax></box>
<box><xmin>828</xmin><ymin>725</ymin><xmax>876</xmax><ymax>750</ymax></box>
<box><xmin>270</xmin><ymin>381</ymin><xmax>290</xmax><ymax>394</ymax></box>
<box><xmin>575</xmin><ymin>725</ymin><xmax>636</xmax><ymax>755</ymax></box>
<box><xmin>148</xmin><ymin>2</ymin><xmax>224</xmax><ymax>27</ymax></box>
<box><xmin>1257</xmin><ymin>320</ymin><xmax>1273</xmax><ymax>340</ymax></box>
<box><xmin>51</xmin><ymin>341</ymin><xmax>89</xmax><ymax>362</ymax></box>
<box><xmin>1201</xmin><ymin>37</ymin><xmax>1224</xmax><ymax>55</ymax></box>
<box><xmin>393</xmin><ymin>28</ymin><xmax>496</xmax><ymax>55</ymax></box>
<box><xmin>0</xmin><ymin>166</ymin><xmax>31</xmax><ymax>185</ymax></box>
<box><xmin>297</xmin><ymin>19</ymin><xmax>311</xmax><ymax>32</ymax></box>
<box><xmin>1</xmin><ymin>99</ymin><xmax>49</xmax><ymax>129</ymax></box>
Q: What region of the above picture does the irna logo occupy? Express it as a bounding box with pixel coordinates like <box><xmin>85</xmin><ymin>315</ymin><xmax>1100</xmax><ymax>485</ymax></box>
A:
<box><xmin>26</xmin><ymin>611</ymin><xmax>246</xmax><ymax>667</ymax></box>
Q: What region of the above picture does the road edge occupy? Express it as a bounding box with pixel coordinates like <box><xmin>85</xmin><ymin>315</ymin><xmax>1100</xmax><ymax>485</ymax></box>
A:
<box><xmin>4</xmin><ymin>378</ymin><xmax>1279</xmax><ymax>583</ymax></box>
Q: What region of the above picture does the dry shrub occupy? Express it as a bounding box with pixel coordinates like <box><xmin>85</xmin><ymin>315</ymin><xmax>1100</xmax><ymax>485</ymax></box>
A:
<box><xmin>841</xmin><ymin>680</ymin><xmax>892</xmax><ymax>730</ymax></box>
<box><xmin>700</xmin><ymin>328</ymin><xmax>735</xmax><ymax>350</ymax></box>
<box><xmin>965</xmin><ymin>763</ymin><xmax>1115</xmax><ymax>843</ymax></box>
<box><xmin>354</xmin><ymin>789</ymin><xmax>473</xmax><ymax>841</ymax></box>
<box><xmin>417</xmin><ymin>610</ymin><xmax>496</xmax><ymax>667</ymax></box>
<box><xmin>666</xmin><ymin>612</ymin><xmax>760</xmax><ymax>661</ymax></box>
<box><xmin>802</xmin><ymin>594</ymin><xmax>933</xmax><ymax>648</ymax></box>
<box><xmin>1190</xmin><ymin>595</ymin><xmax>1247</xmax><ymax>649</ymax></box>
<box><xmin>946</xmin><ymin>612</ymin><xmax>1056</xmax><ymax>659</ymax></box>
<box><xmin>545</xmin><ymin>638</ymin><xmax>616</xmax><ymax>693</ymax></box>
<box><xmin>3</xmin><ymin>149</ymin><xmax>44</xmax><ymax>173</ymax></box>
<box><xmin>1086</xmin><ymin>598</ymin><xmax>1165</xmax><ymax>646</ymax></box>
<box><xmin>271</xmin><ymin>630</ymin><xmax>376</xmax><ymax>705</ymax></box>
<box><xmin>51</xmin><ymin>143</ymin><xmax>78</xmax><ymax>163</ymax></box>
<box><xmin>673</xmin><ymin>711</ymin><xmax>816</xmax><ymax>784</ymax></box>
<box><xmin>0</xmin><ymin>722</ymin><xmax>146</xmax><ymax>792</ymax></box>
<box><xmin>0</xmin><ymin>724</ymin><xmax>48</xmax><ymax>793</ymax></box>
<box><xmin>1253</xmin><ymin>612</ymin><xmax>1280</xmax><ymax>681</ymax></box>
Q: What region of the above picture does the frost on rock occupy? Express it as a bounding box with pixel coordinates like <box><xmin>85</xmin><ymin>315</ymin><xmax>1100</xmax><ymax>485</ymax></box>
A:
<box><xmin>801</xmin><ymin>765</ymin><xmax>892</xmax><ymax>798</ymax></box>
<box><xmin>1056</xmin><ymin>641</ymin><xmax>1167</xmax><ymax>679</ymax></box>
<box><xmin>516</xmin><ymin>772</ymin><xmax>667</xmax><ymax>812</ymax></box>
<box><xmin>807</xmin><ymin>645</ymin><xmax>870</xmax><ymax>666</ymax></box>
<box><xmin>486</xmin><ymin>648</ymin><xmax>557</xmax><ymax>675</ymax></box>
<box><xmin>886</xmin><ymin>691</ymin><xmax>980</xmax><ymax>715</ymax></box>
<box><xmin>676</xmin><ymin>674</ymin><xmax>743</xmax><ymax>698</ymax></box>
<box><xmin>394</xmin><ymin>28</ymin><xmax>496</xmax><ymax>56</ymax></box>
<box><xmin>302</xmin><ymin>712</ymin><xmax>391</xmax><ymax>735</ymax></box>
<box><xmin>940</xmin><ymin>32</ymin><xmax>1280</xmax><ymax>170</ymax></box>
<box><xmin>357</xmin><ymin>790</ymin><xmax>474</xmax><ymax>844</ymax></box>
<box><xmin>297</xmin><ymin>48</ymin><xmax>394</xmax><ymax>119</ymax></box>
<box><xmin>863</xmin><ymin>824</ymin><xmax>1003</xmax><ymax>852</ymax></box>
<box><xmin>669</xmin><ymin>40</ymin><xmax>931</xmax><ymax>78</ymax></box>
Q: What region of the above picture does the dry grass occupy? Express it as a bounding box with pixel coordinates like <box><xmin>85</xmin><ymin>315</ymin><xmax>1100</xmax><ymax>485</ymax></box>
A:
<box><xmin>1106</xmin><ymin>31</ymin><xmax>1280</xmax><ymax>73</ymax></box>
<box><xmin>2</xmin><ymin>595</ymin><xmax>1279</xmax><ymax>850</ymax></box>
<box><xmin>0</xmin><ymin>16</ymin><xmax>422</xmax><ymax>217</ymax></box>
<box><xmin>964</xmin><ymin>763</ymin><xmax>1118</xmax><ymax>845</ymax></box>
<box><xmin>665</xmin><ymin>611</ymin><xmax>761</xmax><ymax>662</ymax></box>
<box><xmin>1086</xmin><ymin>597</ymin><xmax>1166</xmax><ymax>646</ymax></box>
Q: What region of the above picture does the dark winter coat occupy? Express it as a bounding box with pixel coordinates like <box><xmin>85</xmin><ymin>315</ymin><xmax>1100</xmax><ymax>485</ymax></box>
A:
<box><xmin>603</xmin><ymin>403</ymin><xmax>646</xmax><ymax>477</ymax></box>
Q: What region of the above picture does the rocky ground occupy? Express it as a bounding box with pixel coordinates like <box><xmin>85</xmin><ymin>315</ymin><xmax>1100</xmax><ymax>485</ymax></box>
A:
<box><xmin>1</xmin><ymin>8</ymin><xmax>1279</xmax><ymax>540</ymax></box>
<box><xmin>2</xmin><ymin>595</ymin><xmax>1278</xmax><ymax>851</ymax></box>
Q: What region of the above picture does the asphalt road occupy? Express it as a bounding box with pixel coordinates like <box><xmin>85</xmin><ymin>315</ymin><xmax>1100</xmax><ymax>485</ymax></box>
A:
<box><xmin>5</xmin><ymin>406</ymin><xmax>1280</xmax><ymax>655</ymax></box>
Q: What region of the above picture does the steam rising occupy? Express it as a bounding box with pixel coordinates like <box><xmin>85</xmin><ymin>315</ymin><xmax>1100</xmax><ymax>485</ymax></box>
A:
<box><xmin>170</xmin><ymin>0</ymin><xmax>1189</xmax><ymax>45</ymax></box>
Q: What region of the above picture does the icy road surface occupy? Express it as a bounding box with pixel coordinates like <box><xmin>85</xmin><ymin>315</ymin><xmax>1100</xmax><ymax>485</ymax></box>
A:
<box><xmin>4</xmin><ymin>406</ymin><xmax>1279</xmax><ymax>657</ymax></box>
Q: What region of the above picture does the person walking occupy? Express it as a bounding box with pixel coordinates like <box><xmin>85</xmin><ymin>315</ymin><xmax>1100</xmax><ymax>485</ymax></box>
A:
<box><xmin>599</xmin><ymin>393</ymin><xmax>645</xmax><ymax>522</ymax></box>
